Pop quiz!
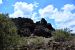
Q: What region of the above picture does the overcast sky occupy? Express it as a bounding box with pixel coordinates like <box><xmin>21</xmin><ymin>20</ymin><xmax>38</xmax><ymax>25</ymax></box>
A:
<box><xmin>0</xmin><ymin>0</ymin><xmax>75</xmax><ymax>33</ymax></box>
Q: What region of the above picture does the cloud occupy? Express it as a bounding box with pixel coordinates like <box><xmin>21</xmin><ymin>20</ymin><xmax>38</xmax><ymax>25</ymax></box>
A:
<box><xmin>10</xmin><ymin>2</ymin><xmax>34</xmax><ymax>18</ymax></box>
<box><xmin>39</xmin><ymin>4</ymin><xmax>75</xmax><ymax>33</ymax></box>
<box><xmin>31</xmin><ymin>12</ymin><xmax>40</xmax><ymax>22</ymax></box>
<box><xmin>0</xmin><ymin>0</ymin><xmax>2</xmax><ymax>4</ymax></box>
<box><xmin>62</xmin><ymin>4</ymin><xmax>75</xmax><ymax>11</ymax></box>
<box><xmin>9</xmin><ymin>2</ymin><xmax>39</xmax><ymax>20</ymax></box>
<box><xmin>39</xmin><ymin>5</ymin><xmax>56</xmax><ymax>18</ymax></box>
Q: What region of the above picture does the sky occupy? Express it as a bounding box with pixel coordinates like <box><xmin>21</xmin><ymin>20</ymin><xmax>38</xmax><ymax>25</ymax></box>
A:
<box><xmin>0</xmin><ymin>0</ymin><xmax>75</xmax><ymax>33</ymax></box>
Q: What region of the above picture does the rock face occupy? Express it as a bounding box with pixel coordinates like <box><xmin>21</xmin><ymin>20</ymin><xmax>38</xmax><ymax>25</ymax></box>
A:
<box><xmin>12</xmin><ymin>17</ymin><xmax>55</xmax><ymax>37</ymax></box>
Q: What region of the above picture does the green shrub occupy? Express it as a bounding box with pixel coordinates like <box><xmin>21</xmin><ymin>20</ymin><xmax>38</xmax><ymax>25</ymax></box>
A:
<box><xmin>53</xmin><ymin>28</ymin><xmax>72</xmax><ymax>42</ymax></box>
<box><xmin>29</xmin><ymin>36</ymin><xmax>44</xmax><ymax>45</ymax></box>
<box><xmin>0</xmin><ymin>14</ymin><xmax>19</xmax><ymax>49</ymax></box>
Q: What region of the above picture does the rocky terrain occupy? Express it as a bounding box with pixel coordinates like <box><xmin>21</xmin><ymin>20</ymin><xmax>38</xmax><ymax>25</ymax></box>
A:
<box><xmin>12</xmin><ymin>17</ymin><xmax>55</xmax><ymax>38</ymax></box>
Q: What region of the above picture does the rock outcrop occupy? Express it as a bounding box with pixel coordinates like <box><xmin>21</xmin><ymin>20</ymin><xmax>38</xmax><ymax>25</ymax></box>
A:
<box><xmin>12</xmin><ymin>17</ymin><xmax>55</xmax><ymax>37</ymax></box>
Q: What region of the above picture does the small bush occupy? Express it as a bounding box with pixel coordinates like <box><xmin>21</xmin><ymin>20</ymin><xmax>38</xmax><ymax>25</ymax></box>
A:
<box><xmin>53</xmin><ymin>28</ymin><xmax>72</xmax><ymax>42</ymax></box>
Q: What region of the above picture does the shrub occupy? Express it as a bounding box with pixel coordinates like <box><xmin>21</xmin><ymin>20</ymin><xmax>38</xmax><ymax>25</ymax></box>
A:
<box><xmin>0</xmin><ymin>14</ymin><xmax>19</xmax><ymax>49</ymax></box>
<box><xmin>53</xmin><ymin>28</ymin><xmax>72</xmax><ymax>42</ymax></box>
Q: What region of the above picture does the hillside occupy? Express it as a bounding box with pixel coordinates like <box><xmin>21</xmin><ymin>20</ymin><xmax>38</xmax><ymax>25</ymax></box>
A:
<box><xmin>0</xmin><ymin>14</ymin><xmax>75</xmax><ymax>50</ymax></box>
